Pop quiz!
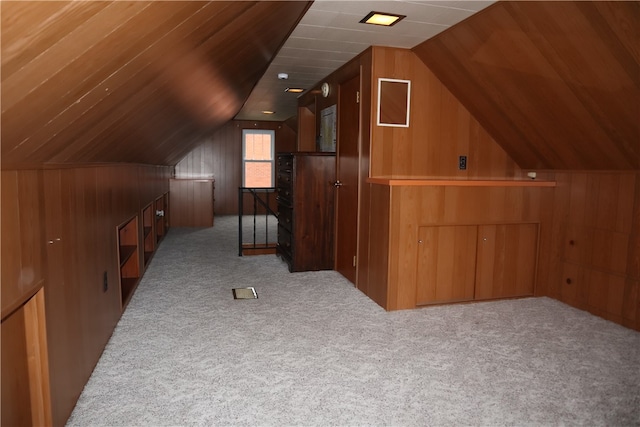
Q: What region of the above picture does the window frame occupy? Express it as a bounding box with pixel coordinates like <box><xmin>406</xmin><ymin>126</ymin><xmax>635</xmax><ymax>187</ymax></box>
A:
<box><xmin>242</xmin><ymin>129</ymin><xmax>275</xmax><ymax>188</ymax></box>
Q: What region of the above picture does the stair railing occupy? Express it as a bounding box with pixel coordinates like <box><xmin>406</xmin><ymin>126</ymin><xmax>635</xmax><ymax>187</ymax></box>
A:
<box><xmin>238</xmin><ymin>187</ymin><xmax>278</xmax><ymax>256</ymax></box>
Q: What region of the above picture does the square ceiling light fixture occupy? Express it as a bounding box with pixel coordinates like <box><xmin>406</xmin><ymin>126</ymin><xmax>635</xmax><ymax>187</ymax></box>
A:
<box><xmin>360</xmin><ymin>11</ymin><xmax>406</xmax><ymax>27</ymax></box>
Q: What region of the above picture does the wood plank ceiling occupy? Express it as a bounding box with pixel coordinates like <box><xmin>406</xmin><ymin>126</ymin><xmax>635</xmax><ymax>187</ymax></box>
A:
<box><xmin>1</xmin><ymin>1</ymin><xmax>311</xmax><ymax>168</ymax></box>
<box><xmin>414</xmin><ymin>1</ymin><xmax>640</xmax><ymax>170</ymax></box>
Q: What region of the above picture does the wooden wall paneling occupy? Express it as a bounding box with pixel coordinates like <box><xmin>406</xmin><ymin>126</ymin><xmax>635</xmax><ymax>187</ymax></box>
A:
<box><xmin>0</xmin><ymin>288</ymin><xmax>51</xmax><ymax>427</ymax></box>
<box><xmin>530</xmin><ymin>171</ymin><xmax>558</xmax><ymax>297</ymax></box>
<box><xmin>357</xmin><ymin>51</ymin><xmax>373</xmax><ymax>296</ymax></box>
<box><xmin>174</xmin><ymin>120</ymin><xmax>294</xmax><ymax>215</ymax></box>
<box><xmin>298</xmin><ymin>105</ymin><xmax>316</xmax><ymax>151</ymax></box>
<box><xmin>560</xmin><ymin>262</ymin><xmax>586</xmax><ymax>308</ymax></box>
<box><xmin>1</xmin><ymin>2</ymin><xmax>109</xmax><ymax>79</ymax></box>
<box><xmin>1</xmin><ymin>170</ymin><xmax>46</xmax><ymax>319</ymax></box>
<box><xmin>169</xmin><ymin>179</ymin><xmax>214</xmax><ymax>227</ymax></box>
<box><xmin>369</xmin><ymin>46</ymin><xmax>524</xmax><ymax>180</ymax></box>
<box><xmin>623</xmin><ymin>173</ymin><xmax>640</xmax><ymax>328</ymax></box>
<box><xmin>38</xmin><ymin>164</ymin><xmax>169</xmax><ymax>426</ymax></box>
<box><xmin>23</xmin><ymin>288</ymin><xmax>53</xmax><ymax>426</ymax></box>
<box><xmin>1</xmin><ymin>305</ymin><xmax>33</xmax><ymax>426</ymax></box>
<box><xmin>586</xmin><ymin>269</ymin><xmax>626</xmax><ymax>324</ymax></box>
<box><xmin>3</xmin><ymin>2</ymin><xmax>207</xmax><ymax>164</ymax></box>
<box><xmin>413</xmin><ymin>2</ymin><xmax>640</xmax><ymax>170</ymax></box>
<box><xmin>43</xmin><ymin>168</ymin><xmax>84</xmax><ymax>427</ymax></box>
<box><xmin>2</xmin><ymin>2</ymin><xmax>310</xmax><ymax>167</ymax></box>
<box><xmin>542</xmin><ymin>171</ymin><xmax>639</xmax><ymax>331</ymax></box>
<box><xmin>366</xmin><ymin>184</ymin><xmax>391</xmax><ymax>309</ymax></box>
<box><xmin>1</xmin><ymin>171</ymin><xmax>23</xmax><ymax>316</ymax></box>
<box><xmin>95</xmin><ymin>167</ymin><xmax>122</xmax><ymax>333</ymax></box>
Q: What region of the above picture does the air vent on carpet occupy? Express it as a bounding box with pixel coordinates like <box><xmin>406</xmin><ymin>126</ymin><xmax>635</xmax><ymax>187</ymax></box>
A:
<box><xmin>232</xmin><ymin>287</ymin><xmax>258</xmax><ymax>299</ymax></box>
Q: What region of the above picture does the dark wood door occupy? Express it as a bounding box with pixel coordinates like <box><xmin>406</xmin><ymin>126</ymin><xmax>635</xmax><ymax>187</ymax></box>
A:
<box><xmin>335</xmin><ymin>75</ymin><xmax>360</xmax><ymax>283</ymax></box>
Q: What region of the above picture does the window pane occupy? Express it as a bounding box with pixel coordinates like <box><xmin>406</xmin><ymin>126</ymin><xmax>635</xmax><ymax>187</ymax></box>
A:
<box><xmin>245</xmin><ymin>133</ymin><xmax>273</xmax><ymax>160</ymax></box>
<box><xmin>244</xmin><ymin>162</ymin><xmax>272</xmax><ymax>188</ymax></box>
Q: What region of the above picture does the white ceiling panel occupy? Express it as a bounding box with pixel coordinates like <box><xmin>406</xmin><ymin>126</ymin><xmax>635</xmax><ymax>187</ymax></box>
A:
<box><xmin>235</xmin><ymin>0</ymin><xmax>494</xmax><ymax>122</ymax></box>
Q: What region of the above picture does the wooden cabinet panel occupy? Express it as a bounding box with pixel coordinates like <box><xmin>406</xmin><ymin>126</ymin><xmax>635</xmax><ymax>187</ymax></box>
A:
<box><xmin>1</xmin><ymin>170</ymin><xmax>46</xmax><ymax>319</ymax></box>
<box><xmin>276</xmin><ymin>153</ymin><xmax>335</xmax><ymax>272</ymax></box>
<box><xmin>475</xmin><ymin>223</ymin><xmax>538</xmax><ymax>300</ymax></box>
<box><xmin>1</xmin><ymin>288</ymin><xmax>52</xmax><ymax>427</ymax></box>
<box><xmin>1</xmin><ymin>306</ymin><xmax>32</xmax><ymax>427</ymax></box>
<box><xmin>416</xmin><ymin>223</ymin><xmax>537</xmax><ymax>305</ymax></box>
<box><xmin>169</xmin><ymin>179</ymin><xmax>214</xmax><ymax>227</ymax></box>
<box><xmin>416</xmin><ymin>226</ymin><xmax>477</xmax><ymax>305</ymax></box>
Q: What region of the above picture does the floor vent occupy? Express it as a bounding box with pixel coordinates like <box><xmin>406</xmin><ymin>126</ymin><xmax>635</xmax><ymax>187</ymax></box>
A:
<box><xmin>232</xmin><ymin>287</ymin><xmax>258</xmax><ymax>300</ymax></box>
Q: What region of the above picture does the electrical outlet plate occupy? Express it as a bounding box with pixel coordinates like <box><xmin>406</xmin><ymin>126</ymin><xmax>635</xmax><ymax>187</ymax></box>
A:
<box><xmin>459</xmin><ymin>155</ymin><xmax>467</xmax><ymax>170</ymax></box>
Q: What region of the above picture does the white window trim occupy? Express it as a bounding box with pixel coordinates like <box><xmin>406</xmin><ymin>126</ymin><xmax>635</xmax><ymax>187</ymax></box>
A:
<box><xmin>242</xmin><ymin>129</ymin><xmax>275</xmax><ymax>188</ymax></box>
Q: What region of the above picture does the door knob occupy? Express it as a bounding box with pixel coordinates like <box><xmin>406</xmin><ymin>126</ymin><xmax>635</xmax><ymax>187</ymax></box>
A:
<box><xmin>333</xmin><ymin>180</ymin><xmax>343</xmax><ymax>188</ymax></box>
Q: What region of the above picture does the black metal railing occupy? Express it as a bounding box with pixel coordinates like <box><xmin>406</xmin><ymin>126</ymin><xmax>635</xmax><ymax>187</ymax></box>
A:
<box><xmin>238</xmin><ymin>187</ymin><xmax>278</xmax><ymax>256</ymax></box>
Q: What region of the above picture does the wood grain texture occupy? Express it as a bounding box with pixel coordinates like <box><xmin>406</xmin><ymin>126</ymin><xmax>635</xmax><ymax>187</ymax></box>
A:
<box><xmin>416</xmin><ymin>225</ymin><xmax>477</xmax><ymax>305</ymax></box>
<box><xmin>1</xmin><ymin>304</ymin><xmax>32</xmax><ymax>427</ymax></box>
<box><xmin>169</xmin><ymin>179</ymin><xmax>214</xmax><ymax>227</ymax></box>
<box><xmin>1</xmin><ymin>1</ymin><xmax>311</xmax><ymax>168</ymax></box>
<box><xmin>1</xmin><ymin>170</ymin><xmax>46</xmax><ymax>320</ymax></box>
<box><xmin>335</xmin><ymin>75</ymin><xmax>360</xmax><ymax>283</ymax></box>
<box><xmin>174</xmin><ymin>121</ymin><xmax>295</xmax><ymax>214</ymax></box>
<box><xmin>475</xmin><ymin>223</ymin><xmax>538</xmax><ymax>300</ymax></box>
<box><xmin>382</xmin><ymin>184</ymin><xmax>549</xmax><ymax>310</ymax></box>
<box><xmin>537</xmin><ymin>171</ymin><xmax>639</xmax><ymax>331</ymax></box>
<box><xmin>23</xmin><ymin>288</ymin><xmax>53</xmax><ymax>427</ymax></box>
<box><xmin>367</xmin><ymin>184</ymin><xmax>391</xmax><ymax>309</ymax></box>
<box><xmin>414</xmin><ymin>1</ymin><xmax>640</xmax><ymax>170</ymax></box>
<box><xmin>35</xmin><ymin>164</ymin><xmax>170</xmax><ymax>426</ymax></box>
<box><xmin>369</xmin><ymin>46</ymin><xmax>525</xmax><ymax>180</ymax></box>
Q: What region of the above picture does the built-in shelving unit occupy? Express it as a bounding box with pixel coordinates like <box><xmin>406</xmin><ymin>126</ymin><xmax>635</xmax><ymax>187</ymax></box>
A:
<box><xmin>117</xmin><ymin>215</ymin><xmax>140</xmax><ymax>309</ymax></box>
<box><xmin>142</xmin><ymin>203</ymin><xmax>154</xmax><ymax>268</ymax></box>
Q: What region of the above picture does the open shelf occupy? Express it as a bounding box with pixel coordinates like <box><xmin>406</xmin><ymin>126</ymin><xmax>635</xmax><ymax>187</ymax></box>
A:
<box><xmin>142</xmin><ymin>203</ymin><xmax>155</xmax><ymax>269</ymax></box>
<box><xmin>117</xmin><ymin>215</ymin><xmax>140</xmax><ymax>310</ymax></box>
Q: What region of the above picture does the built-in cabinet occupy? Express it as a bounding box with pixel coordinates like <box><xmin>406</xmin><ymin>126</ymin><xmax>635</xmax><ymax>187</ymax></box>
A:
<box><xmin>169</xmin><ymin>179</ymin><xmax>215</xmax><ymax>227</ymax></box>
<box><xmin>117</xmin><ymin>191</ymin><xmax>170</xmax><ymax>310</ymax></box>
<box><xmin>142</xmin><ymin>203</ymin><xmax>155</xmax><ymax>267</ymax></box>
<box><xmin>416</xmin><ymin>223</ymin><xmax>537</xmax><ymax>305</ymax></box>
<box><xmin>276</xmin><ymin>152</ymin><xmax>336</xmax><ymax>272</ymax></box>
<box><xmin>117</xmin><ymin>215</ymin><xmax>140</xmax><ymax>309</ymax></box>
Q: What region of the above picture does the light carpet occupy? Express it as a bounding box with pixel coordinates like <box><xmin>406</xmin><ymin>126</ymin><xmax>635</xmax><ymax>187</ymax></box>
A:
<box><xmin>67</xmin><ymin>216</ymin><xmax>640</xmax><ymax>426</ymax></box>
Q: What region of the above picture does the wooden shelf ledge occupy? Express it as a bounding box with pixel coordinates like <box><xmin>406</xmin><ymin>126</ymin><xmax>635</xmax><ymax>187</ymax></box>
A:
<box><xmin>367</xmin><ymin>178</ymin><xmax>556</xmax><ymax>187</ymax></box>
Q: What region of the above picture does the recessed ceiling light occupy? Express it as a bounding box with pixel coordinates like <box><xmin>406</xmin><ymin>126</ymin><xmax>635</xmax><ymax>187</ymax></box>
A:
<box><xmin>285</xmin><ymin>88</ymin><xmax>304</xmax><ymax>93</ymax></box>
<box><xmin>360</xmin><ymin>11</ymin><xmax>405</xmax><ymax>27</ymax></box>
<box><xmin>262</xmin><ymin>110</ymin><xmax>275</xmax><ymax>115</ymax></box>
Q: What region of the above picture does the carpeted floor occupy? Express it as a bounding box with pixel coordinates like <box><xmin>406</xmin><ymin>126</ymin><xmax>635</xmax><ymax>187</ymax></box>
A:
<box><xmin>67</xmin><ymin>216</ymin><xmax>640</xmax><ymax>426</ymax></box>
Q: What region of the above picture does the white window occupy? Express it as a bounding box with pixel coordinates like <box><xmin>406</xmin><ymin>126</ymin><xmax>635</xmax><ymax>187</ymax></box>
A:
<box><xmin>242</xmin><ymin>129</ymin><xmax>275</xmax><ymax>188</ymax></box>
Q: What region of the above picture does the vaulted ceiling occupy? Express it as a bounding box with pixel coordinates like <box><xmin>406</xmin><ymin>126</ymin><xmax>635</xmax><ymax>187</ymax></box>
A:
<box><xmin>2</xmin><ymin>1</ymin><xmax>638</xmax><ymax>171</ymax></box>
<box><xmin>414</xmin><ymin>1</ymin><xmax>640</xmax><ymax>170</ymax></box>
<box><xmin>1</xmin><ymin>1</ymin><xmax>311</xmax><ymax>168</ymax></box>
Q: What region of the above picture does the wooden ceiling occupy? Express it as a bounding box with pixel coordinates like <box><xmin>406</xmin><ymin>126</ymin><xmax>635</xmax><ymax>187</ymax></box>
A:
<box><xmin>1</xmin><ymin>1</ymin><xmax>311</xmax><ymax>168</ymax></box>
<box><xmin>414</xmin><ymin>1</ymin><xmax>640</xmax><ymax>170</ymax></box>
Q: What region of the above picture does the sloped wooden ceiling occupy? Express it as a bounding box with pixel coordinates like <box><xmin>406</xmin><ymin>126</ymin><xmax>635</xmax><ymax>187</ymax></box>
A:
<box><xmin>1</xmin><ymin>1</ymin><xmax>311</xmax><ymax>168</ymax></box>
<box><xmin>414</xmin><ymin>1</ymin><xmax>639</xmax><ymax>170</ymax></box>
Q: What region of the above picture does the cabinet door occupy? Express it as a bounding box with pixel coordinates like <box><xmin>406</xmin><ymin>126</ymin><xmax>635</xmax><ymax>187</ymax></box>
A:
<box><xmin>416</xmin><ymin>226</ymin><xmax>477</xmax><ymax>305</ymax></box>
<box><xmin>475</xmin><ymin>224</ymin><xmax>538</xmax><ymax>300</ymax></box>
